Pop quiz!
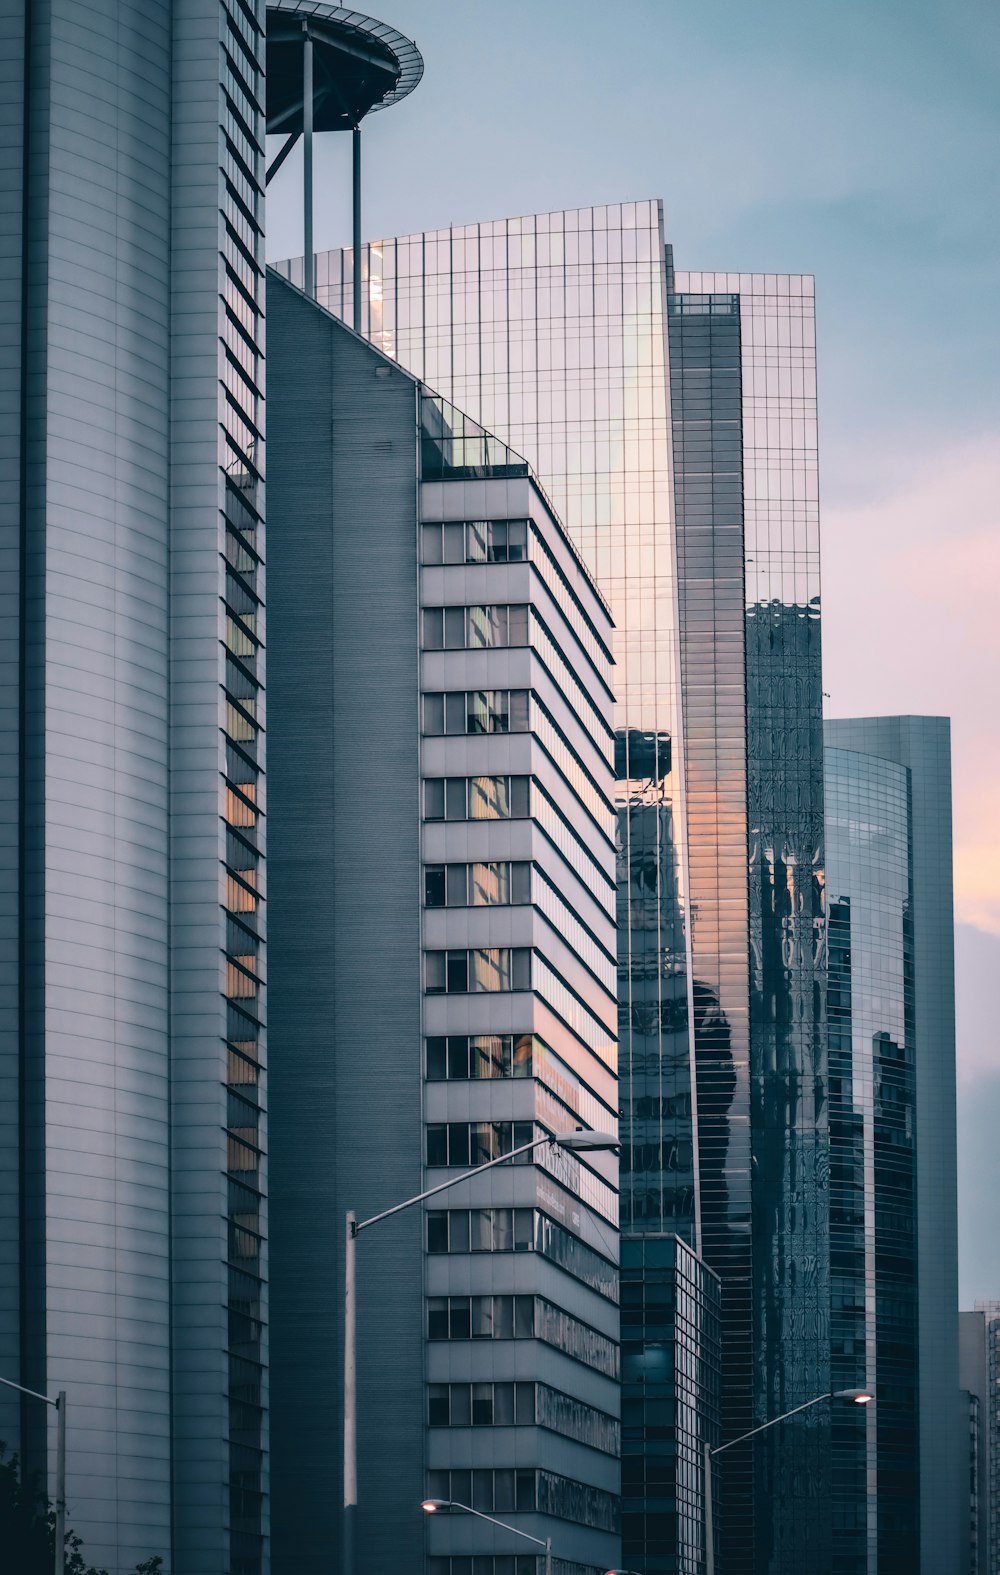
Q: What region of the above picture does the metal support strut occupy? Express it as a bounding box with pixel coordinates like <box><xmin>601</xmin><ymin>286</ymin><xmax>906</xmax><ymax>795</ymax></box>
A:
<box><xmin>352</xmin><ymin>125</ymin><xmax>362</xmax><ymax>333</ymax></box>
<box><xmin>302</xmin><ymin>25</ymin><xmax>314</xmax><ymax>298</ymax></box>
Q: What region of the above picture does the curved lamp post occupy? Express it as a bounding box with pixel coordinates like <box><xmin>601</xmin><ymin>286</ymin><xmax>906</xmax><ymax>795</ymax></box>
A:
<box><xmin>423</xmin><ymin>1497</ymin><xmax>552</xmax><ymax>1575</ymax></box>
<box><xmin>343</xmin><ymin>1127</ymin><xmax>618</xmax><ymax>1575</ymax></box>
<box><xmin>705</xmin><ymin>1388</ymin><xmax>873</xmax><ymax>1574</ymax></box>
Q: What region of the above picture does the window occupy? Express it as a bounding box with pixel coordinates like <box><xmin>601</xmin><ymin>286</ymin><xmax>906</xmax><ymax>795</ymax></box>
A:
<box><xmin>425</xmin><ymin>1122</ymin><xmax>534</xmax><ymax>1168</ymax></box>
<box><xmin>425</xmin><ymin>1208</ymin><xmax>535</xmax><ymax>1254</ymax></box>
<box><xmin>422</xmin><ymin>605</ymin><xmax>530</xmax><ymax>650</ymax></box>
<box><xmin>421</xmin><ymin>518</ymin><xmax>528</xmax><ymax>565</ymax></box>
<box><xmin>422</xmin><ymin>690</ymin><xmax>530</xmax><ymax>736</ymax></box>
<box><xmin>471</xmin><ymin>775</ymin><xmax>529</xmax><ymax>819</ymax></box>
<box><xmin>425</xmin><ymin>1207</ymin><xmax>617</xmax><ymax>1299</ymax></box>
<box><xmin>427</xmin><ymin>1382</ymin><xmax>535</xmax><ymax>1427</ymax></box>
<box><xmin>422</xmin><ymin>864</ymin><xmax>531</xmax><ymax>909</ymax></box>
<box><xmin>421</xmin><ymin>606</ymin><xmax>465</xmax><ymax>649</ymax></box>
<box><xmin>425</xmin><ymin>1034</ymin><xmax>535</xmax><ymax>1080</ymax></box>
<box><xmin>423</xmin><ymin>775</ymin><xmax>530</xmax><ymax>822</ymax></box>
<box><xmin>427</xmin><ymin>1295</ymin><xmax>535</xmax><ymax>1342</ymax></box>
<box><xmin>424</xmin><ymin>949</ymin><xmax>531</xmax><ymax>994</ymax></box>
<box><xmin>426</xmin><ymin>1469</ymin><xmax>537</xmax><ymax>1519</ymax></box>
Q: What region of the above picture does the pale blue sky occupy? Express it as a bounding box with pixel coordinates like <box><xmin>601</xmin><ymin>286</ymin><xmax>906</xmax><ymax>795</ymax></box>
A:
<box><xmin>266</xmin><ymin>0</ymin><xmax>1000</xmax><ymax>1298</ymax></box>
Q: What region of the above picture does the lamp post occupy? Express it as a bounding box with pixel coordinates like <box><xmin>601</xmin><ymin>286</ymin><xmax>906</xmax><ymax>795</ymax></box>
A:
<box><xmin>704</xmin><ymin>1388</ymin><xmax>873</xmax><ymax>1575</ymax></box>
<box><xmin>423</xmin><ymin>1497</ymin><xmax>552</xmax><ymax>1575</ymax></box>
<box><xmin>344</xmin><ymin>1127</ymin><xmax>618</xmax><ymax>1575</ymax></box>
<box><xmin>0</xmin><ymin>1374</ymin><xmax>66</xmax><ymax>1575</ymax></box>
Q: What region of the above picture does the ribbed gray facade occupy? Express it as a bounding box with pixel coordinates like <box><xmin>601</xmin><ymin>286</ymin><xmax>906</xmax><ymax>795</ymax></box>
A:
<box><xmin>0</xmin><ymin>4</ymin><xmax>267</xmax><ymax>1571</ymax></box>
<box><xmin>825</xmin><ymin>716</ymin><xmax>961</xmax><ymax>1574</ymax></box>
<box><xmin>266</xmin><ymin>274</ymin><xmax>620</xmax><ymax>1575</ymax></box>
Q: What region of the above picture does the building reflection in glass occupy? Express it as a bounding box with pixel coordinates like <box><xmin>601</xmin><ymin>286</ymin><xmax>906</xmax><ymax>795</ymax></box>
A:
<box><xmin>286</xmin><ymin>202</ymin><xmax>697</xmax><ymax>1241</ymax></box>
<box><xmin>826</xmin><ymin>746</ymin><xmax>919</xmax><ymax>1574</ymax></box>
<box><xmin>672</xmin><ymin>267</ymin><xmax>829</xmax><ymax>1574</ymax></box>
<box><xmin>282</xmin><ymin>201</ymin><xmax>700</xmax><ymax>1572</ymax></box>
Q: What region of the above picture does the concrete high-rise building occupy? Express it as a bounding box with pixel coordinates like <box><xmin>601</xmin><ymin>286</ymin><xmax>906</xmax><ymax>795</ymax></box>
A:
<box><xmin>266</xmin><ymin>274</ymin><xmax>621</xmax><ymax>1575</ymax></box>
<box><xmin>825</xmin><ymin>716</ymin><xmax>962</xmax><ymax>1574</ymax></box>
<box><xmin>2</xmin><ymin>3</ymin><xmax>268</xmax><ymax>1570</ymax></box>
<box><xmin>278</xmin><ymin>212</ymin><xmax>833</xmax><ymax>1574</ymax></box>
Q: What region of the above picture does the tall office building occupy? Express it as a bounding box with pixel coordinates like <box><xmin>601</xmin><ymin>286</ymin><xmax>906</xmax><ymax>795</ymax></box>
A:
<box><xmin>266</xmin><ymin>274</ymin><xmax>621</xmax><ymax>1575</ymax></box>
<box><xmin>960</xmin><ymin>1304</ymin><xmax>1000</xmax><ymax>1575</ymax></box>
<box><xmin>278</xmin><ymin>199</ymin><xmax>713</xmax><ymax>1569</ymax></box>
<box><xmin>1</xmin><ymin>2</ymin><xmax>268</xmax><ymax>1570</ymax></box>
<box><xmin>668</xmin><ymin>264</ymin><xmax>828</xmax><ymax>1574</ymax></box>
<box><xmin>825</xmin><ymin>716</ymin><xmax>962</xmax><ymax>1573</ymax></box>
<box><xmin>281</xmin><ymin>208</ymin><xmax>833</xmax><ymax>1574</ymax></box>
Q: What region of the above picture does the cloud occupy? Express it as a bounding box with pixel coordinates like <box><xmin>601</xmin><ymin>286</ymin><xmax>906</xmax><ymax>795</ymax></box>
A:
<box><xmin>822</xmin><ymin>434</ymin><xmax>1000</xmax><ymax>933</ymax></box>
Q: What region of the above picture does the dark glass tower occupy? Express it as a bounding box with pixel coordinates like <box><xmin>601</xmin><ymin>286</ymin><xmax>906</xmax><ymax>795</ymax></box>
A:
<box><xmin>825</xmin><ymin>716</ymin><xmax>961</xmax><ymax>1574</ymax></box>
<box><xmin>826</xmin><ymin>743</ymin><xmax>917</xmax><ymax>1573</ymax></box>
<box><xmin>670</xmin><ymin>261</ymin><xmax>830</xmax><ymax>1574</ymax></box>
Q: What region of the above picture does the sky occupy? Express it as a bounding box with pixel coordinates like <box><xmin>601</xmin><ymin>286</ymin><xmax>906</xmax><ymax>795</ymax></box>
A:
<box><xmin>266</xmin><ymin>0</ymin><xmax>1000</xmax><ymax>1299</ymax></box>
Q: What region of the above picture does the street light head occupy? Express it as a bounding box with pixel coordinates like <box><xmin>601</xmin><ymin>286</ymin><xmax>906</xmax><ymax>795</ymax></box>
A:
<box><xmin>421</xmin><ymin>1499</ymin><xmax>449</xmax><ymax>1513</ymax></box>
<box><xmin>555</xmin><ymin>1128</ymin><xmax>619</xmax><ymax>1152</ymax></box>
<box><xmin>834</xmin><ymin>1388</ymin><xmax>874</xmax><ymax>1404</ymax></box>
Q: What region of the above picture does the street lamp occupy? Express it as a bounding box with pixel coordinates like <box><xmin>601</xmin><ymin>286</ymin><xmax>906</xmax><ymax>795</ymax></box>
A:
<box><xmin>343</xmin><ymin>1127</ymin><xmax>618</xmax><ymax>1575</ymax></box>
<box><xmin>423</xmin><ymin>1497</ymin><xmax>552</xmax><ymax>1575</ymax></box>
<box><xmin>705</xmin><ymin>1388</ymin><xmax>873</xmax><ymax>1574</ymax></box>
<box><xmin>0</xmin><ymin>1374</ymin><xmax>66</xmax><ymax>1575</ymax></box>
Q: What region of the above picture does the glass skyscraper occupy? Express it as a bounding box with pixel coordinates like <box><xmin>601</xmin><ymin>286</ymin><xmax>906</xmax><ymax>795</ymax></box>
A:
<box><xmin>669</xmin><ymin>265</ymin><xmax>828</xmax><ymax>1574</ymax></box>
<box><xmin>1</xmin><ymin>3</ymin><xmax>267</xmax><ymax>1570</ymax></box>
<box><xmin>281</xmin><ymin>211</ymin><xmax>832</xmax><ymax>1573</ymax></box>
<box><xmin>825</xmin><ymin>717</ymin><xmax>961</xmax><ymax>1574</ymax></box>
<box><xmin>825</xmin><ymin>744</ymin><xmax>916</xmax><ymax>1573</ymax></box>
<box><xmin>288</xmin><ymin>198</ymin><xmax>697</xmax><ymax>1218</ymax></box>
<box><xmin>278</xmin><ymin>201</ymin><xmax>705</xmax><ymax>1566</ymax></box>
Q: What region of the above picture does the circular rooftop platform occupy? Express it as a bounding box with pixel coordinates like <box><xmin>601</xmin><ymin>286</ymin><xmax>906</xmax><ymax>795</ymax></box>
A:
<box><xmin>266</xmin><ymin>2</ymin><xmax>423</xmax><ymax>134</ymax></box>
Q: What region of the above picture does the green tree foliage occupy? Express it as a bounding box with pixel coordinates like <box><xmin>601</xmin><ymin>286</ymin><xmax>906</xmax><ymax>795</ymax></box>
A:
<box><xmin>0</xmin><ymin>1443</ymin><xmax>163</xmax><ymax>1575</ymax></box>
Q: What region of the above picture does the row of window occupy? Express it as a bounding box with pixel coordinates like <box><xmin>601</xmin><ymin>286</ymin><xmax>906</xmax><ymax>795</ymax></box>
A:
<box><xmin>427</xmin><ymin>1033</ymin><xmax>622</xmax><ymax>1146</ymax></box>
<box><xmin>429</xmin><ymin>1380</ymin><xmax>535</xmax><ymax>1428</ymax></box>
<box><xmin>423</xmin><ymin>604</ymin><xmax>529</xmax><ymax>650</ymax></box>
<box><xmin>428</xmin><ymin>1294</ymin><xmax>534</xmax><ymax>1341</ymax></box>
<box><xmin>219</xmin><ymin>14</ymin><xmax>266</xmax><ymax>1569</ymax></box>
<box><xmin>427</xmin><ymin>1559</ymin><xmax>536</xmax><ymax>1575</ymax></box>
<box><xmin>423</xmin><ymin>688</ymin><xmax>529</xmax><ymax>736</ymax></box>
<box><xmin>428</xmin><ymin>1295</ymin><xmax>618</xmax><ymax>1379</ymax></box>
<box><xmin>424</xmin><ymin>774</ymin><xmax>529</xmax><ymax>822</ymax></box>
<box><xmin>423</xmin><ymin>603</ymin><xmax>612</xmax><ymax>761</ymax></box>
<box><xmin>424</xmin><ymin>863</ymin><xmax>614</xmax><ymax>994</ymax></box>
<box><xmin>421</xmin><ymin>515</ymin><xmax>611</xmax><ymax>689</ymax></box>
<box><xmin>422</xmin><ymin>772</ymin><xmax>610</xmax><ymax>919</ymax></box>
<box><xmin>425</xmin><ymin>947</ymin><xmax>531</xmax><ymax>995</ymax></box>
<box><xmin>425</xmin><ymin>1467</ymin><xmax>619</xmax><ymax>1534</ymax></box>
<box><xmin>428</xmin><ymin>1382</ymin><xmax>620</xmax><ymax>1456</ymax></box>
<box><xmin>426</xmin><ymin>1033</ymin><xmax>533</xmax><ymax>1081</ymax></box>
<box><xmin>426</xmin><ymin>1121</ymin><xmax>534</xmax><ymax>1169</ymax></box>
<box><xmin>421</xmin><ymin>518</ymin><xmax>528</xmax><ymax>565</ymax></box>
<box><xmin>425</xmin><ymin>862</ymin><xmax>530</xmax><ymax>909</ymax></box>
<box><xmin>425</xmin><ymin>1206</ymin><xmax>618</xmax><ymax>1304</ymax></box>
<box><xmin>427</xmin><ymin>1207</ymin><xmax>533</xmax><ymax>1255</ymax></box>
